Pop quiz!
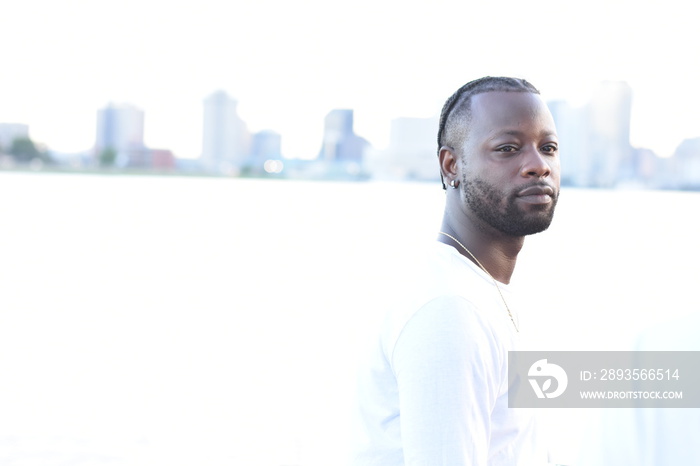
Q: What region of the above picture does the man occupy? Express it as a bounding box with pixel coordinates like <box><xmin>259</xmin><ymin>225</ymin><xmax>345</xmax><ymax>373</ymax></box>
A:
<box><xmin>352</xmin><ymin>77</ymin><xmax>560</xmax><ymax>465</ymax></box>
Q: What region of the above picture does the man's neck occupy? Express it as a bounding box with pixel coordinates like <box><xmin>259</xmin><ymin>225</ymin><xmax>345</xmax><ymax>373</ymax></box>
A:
<box><xmin>438</xmin><ymin>221</ymin><xmax>524</xmax><ymax>284</ymax></box>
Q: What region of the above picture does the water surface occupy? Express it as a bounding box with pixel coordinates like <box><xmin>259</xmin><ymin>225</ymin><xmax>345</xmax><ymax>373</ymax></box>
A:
<box><xmin>0</xmin><ymin>172</ymin><xmax>697</xmax><ymax>465</ymax></box>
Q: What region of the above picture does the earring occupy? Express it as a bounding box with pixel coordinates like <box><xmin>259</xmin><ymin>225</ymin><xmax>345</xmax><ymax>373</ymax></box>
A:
<box><xmin>450</xmin><ymin>179</ymin><xmax>459</xmax><ymax>189</ymax></box>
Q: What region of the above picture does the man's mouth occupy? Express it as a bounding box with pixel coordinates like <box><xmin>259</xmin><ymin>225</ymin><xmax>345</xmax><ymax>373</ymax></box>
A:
<box><xmin>516</xmin><ymin>184</ymin><xmax>555</xmax><ymax>204</ymax></box>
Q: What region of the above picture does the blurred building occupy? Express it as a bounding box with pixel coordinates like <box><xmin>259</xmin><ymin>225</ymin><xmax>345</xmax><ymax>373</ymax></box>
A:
<box><xmin>150</xmin><ymin>149</ymin><xmax>177</xmax><ymax>170</ymax></box>
<box><xmin>547</xmin><ymin>100</ymin><xmax>590</xmax><ymax>187</ymax></box>
<box><xmin>587</xmin><ymin>81</ymin><xmax>633</xmax><ymax>187</ymax></box>
<box><xmin>319</xmin><ymin>109</ymin><xmax>368</xmax><ymax>162</ymax></box>
<box><xmin>201</xmin><ymin>90</ymin><xmax>251</xmax><ymax>174</ymax></box>
<box><xmin>95</xmin><ymin>103</ymin><xmax>146</xmax><ymax>167</ymax></box>
<box><xmin>549</xmin><ymin>81</ymin><xmax>633</xmax><ymax>188</ymax></box>
<box><xmin>365</xmin><ymin>115</ymin><xmax>439</xmax><ymax>182</ymax></box>
<box><xmin>251</xmin><ymin>130</ymin><xmax>281</xmax><ymax>160</ymax></box>
<box><xmin>312</xmin><ymin>109</ymin><xmax>369</xmax><ymax>178</ymax></box>
<box><xmin>668</xmin><ymin>137</ymin><xmax>700</xmax><ymax>189</ymax></box>
<box><xmin>627</xmin><ymin>147</ymin><xmax>665</xmax><ymax>188</ymax></box>
<box><xmin>245</xmin><ymin>130</ymin><xmax>282</xmax><ymax>174</ymax></box>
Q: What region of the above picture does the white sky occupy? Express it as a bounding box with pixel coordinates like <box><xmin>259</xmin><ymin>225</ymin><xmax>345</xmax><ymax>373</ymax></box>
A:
<box><xmin>1</xmin><ymin>0</ymin><xmax>699</xmax><ymax>159</ymax></box>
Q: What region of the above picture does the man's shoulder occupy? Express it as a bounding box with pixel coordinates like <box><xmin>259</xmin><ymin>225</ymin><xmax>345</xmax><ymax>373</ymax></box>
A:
<box><xmin>389</xmin><ymin>241</ymin><xmax>499</xmax><ymax>311</ymax></box>
<box><xmin>373</xmin><ymin>241</ymin><xmax>514</xmax><ymax>357</ymax></box>
<box><xmin>381</xmin><ymin>293</ymin><xmax>511</xmax><ymax>370</ymax></box>
<box><xmin>389</xmin><ymin>241</ymin><xmax>485</xmax><ymax>287</ymax></box>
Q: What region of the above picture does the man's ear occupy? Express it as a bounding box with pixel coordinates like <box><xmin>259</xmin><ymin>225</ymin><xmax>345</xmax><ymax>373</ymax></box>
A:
<box><xmin>439</xmin><ymin>145</ymin><xmax>459</xmax><ymax>186</ymax></box>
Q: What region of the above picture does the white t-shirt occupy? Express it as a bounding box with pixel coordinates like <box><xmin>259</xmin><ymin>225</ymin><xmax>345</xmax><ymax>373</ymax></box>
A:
<box><xmin>351</xmin><ymin>242</ymin><xmax>547</xmax><ymax>466</ymax></box>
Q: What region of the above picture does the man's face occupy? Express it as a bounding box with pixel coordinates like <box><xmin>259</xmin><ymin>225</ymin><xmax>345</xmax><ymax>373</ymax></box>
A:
<box><xmin>458</xmin><ymin>91</ymin><xmax>560</xmax><ymax>237</ymax></box>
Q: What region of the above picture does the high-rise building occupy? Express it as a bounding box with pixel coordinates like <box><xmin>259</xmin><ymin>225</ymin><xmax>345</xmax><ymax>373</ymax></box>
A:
<box><xmin>670</xmin><ymin>137</ymin><xmax>700</xmax><ymax>189</ymax></box>
<box><xmin>318</xmin><ymin>109</ymin><xmax>368</xmax><ymax>164</ymax></box>
<box><xmin>549</xmin><ymin>82</ymin><xmax>633</xmax><ymax>187</ymax></box>
<box><xmin>241</xmin><ymin>130</ymin><xmax>284</xmax><ymax>175</ymax></box>
<box><xmin>250</xmin><ymin>130</ymin><xmax>282</xmax><ymax>161</ymax></box>
<box><xmin>95</xmin><ymin>103</ymin><xmax>145</xmax><ymax>166</ymax></box>
<box><xmin>201</xmin><ymin>90</ymin><xmax>250</xmax><ymax>174</ymax></box>
<box><xmin>548</xmin><ymin>100</ymin><xmax>590</xmax><ymax>187</ymax></box>
<box><xmin>365</xmin><ymin>115</ymin><xmax>439</xmax><ymax>181</ymax></box>
<box><xmin>587</xmin><ymin>81</ymin><xmax>633</xmax><ymax>187</ymax></box>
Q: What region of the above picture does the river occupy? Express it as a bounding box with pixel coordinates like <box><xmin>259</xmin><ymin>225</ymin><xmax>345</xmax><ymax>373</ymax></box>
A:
<box><xmin>0</xmin><ymin>172</ymin><xmax>698</xmax><ymax>465</ymax></box>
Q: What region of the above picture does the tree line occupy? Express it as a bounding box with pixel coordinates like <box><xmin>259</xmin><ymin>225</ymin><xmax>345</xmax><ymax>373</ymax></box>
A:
<box><xmin>0</xmin><ymin>137</ymin><xmax>52</xmax><ymax>164</ymax></box>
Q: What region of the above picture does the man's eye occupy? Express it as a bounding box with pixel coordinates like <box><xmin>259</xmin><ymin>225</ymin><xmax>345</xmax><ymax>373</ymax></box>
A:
<box><xmin>541</xmin><ymin>144</ymin><xmax>558</xmax><ymax>153</ymax></box>
<box><xmin>498</xmin><ymin>146</ymin><xmax>517</xmax><ymax>152</ymax></box>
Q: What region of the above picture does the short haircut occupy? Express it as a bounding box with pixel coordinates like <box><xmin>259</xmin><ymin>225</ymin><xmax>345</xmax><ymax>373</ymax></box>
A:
<box><xmin>437</xmin><ymin>77</ymin><xmax>540</xmax><ymax>189</ymax></box>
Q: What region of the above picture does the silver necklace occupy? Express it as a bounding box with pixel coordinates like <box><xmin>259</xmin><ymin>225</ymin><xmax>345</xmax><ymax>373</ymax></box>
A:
<box><xmin>438</xmin><ymin>231</ymin><xmax>520</xmax><ymax>332</ymax></box>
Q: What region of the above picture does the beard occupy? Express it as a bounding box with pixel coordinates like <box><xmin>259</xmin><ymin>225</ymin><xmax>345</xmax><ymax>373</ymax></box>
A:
<box><xmin>463</xmin><ymin>177</ymin><xmax>558</xmax><ymax>237</ymax></box>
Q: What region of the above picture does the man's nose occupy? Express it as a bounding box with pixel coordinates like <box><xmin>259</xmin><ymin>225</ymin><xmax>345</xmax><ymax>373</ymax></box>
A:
<box><xmin>520</xmin><ymin>146</ymin><xmax>552</xmax><ymax>178</ymax></box>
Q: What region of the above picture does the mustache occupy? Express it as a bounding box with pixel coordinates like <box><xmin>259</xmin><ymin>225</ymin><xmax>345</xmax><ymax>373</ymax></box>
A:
<box><xmin>515</xmin><ymin>182</ymin><xmax>558</xmax><ymax>198</ymax></box>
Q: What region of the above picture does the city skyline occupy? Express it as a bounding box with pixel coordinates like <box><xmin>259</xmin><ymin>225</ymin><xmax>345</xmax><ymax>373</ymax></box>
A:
<box><xmin>2</xmin><ymin>80</ymin><xmax>698</xmax><ymax>164</ymax></box>
<box><xmin>1</xmin><ymin>79</ymin><xmax>698</xmax><ymax>163</ymax></box>
<box><xmin>1</xmin><ymin>0</ymin><xmax>699</xmax><ymax>161</ymax></box>
<box><xmin>2</xmin><ymin>82</ymin><xmax>699</xmax><ymax>189</ymax></box>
